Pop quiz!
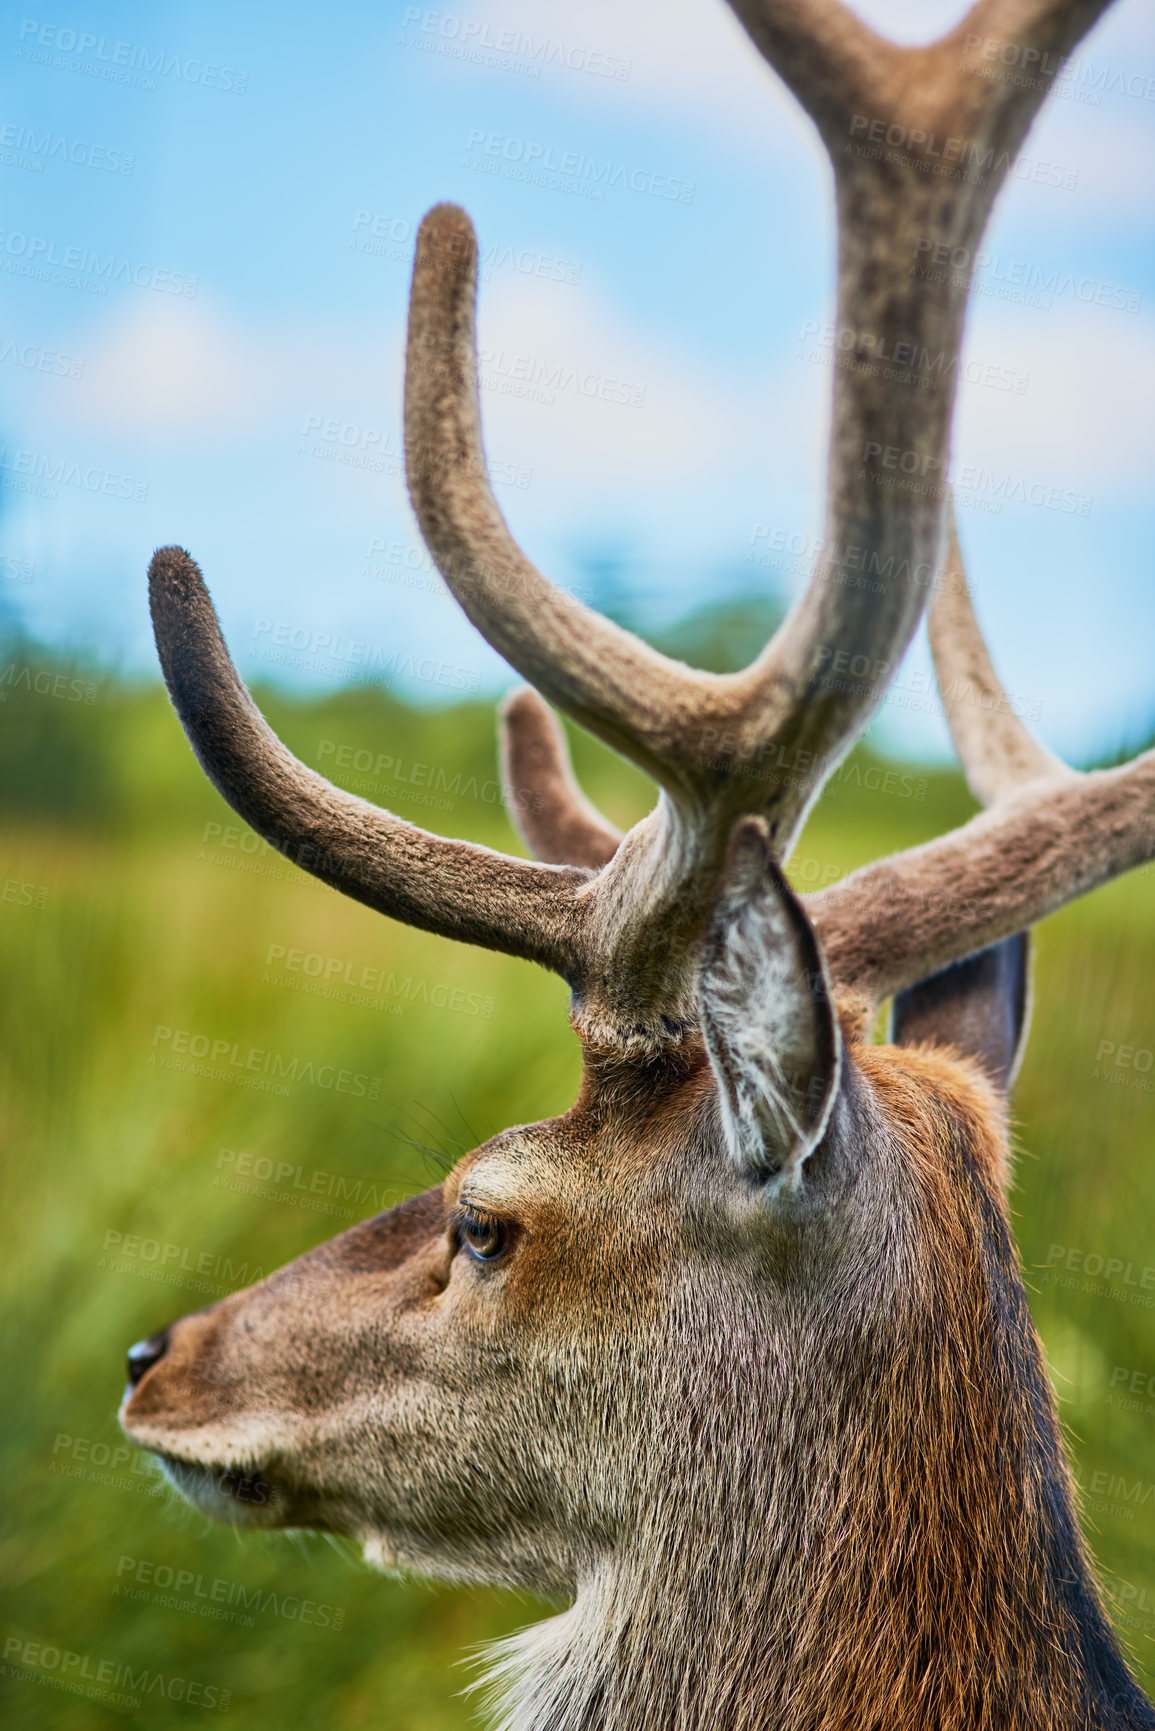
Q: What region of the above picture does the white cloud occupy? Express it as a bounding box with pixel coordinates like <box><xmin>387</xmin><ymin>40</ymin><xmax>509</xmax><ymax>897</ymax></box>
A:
<box><xmin>60</xmin><ymin>298</ymin><xmax>386</xmax><ymax>442</ymax></box>
<box><xmin>65</xmin><ymin>299</ymin><xmax>279</xmax><ymax>435</ymax></box>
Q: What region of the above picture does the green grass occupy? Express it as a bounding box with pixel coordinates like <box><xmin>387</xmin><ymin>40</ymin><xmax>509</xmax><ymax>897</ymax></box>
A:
<box><xmin>1</xmin><ymin>657</ymin><xmax>1153</xmax><ymax>1726</ymax></box>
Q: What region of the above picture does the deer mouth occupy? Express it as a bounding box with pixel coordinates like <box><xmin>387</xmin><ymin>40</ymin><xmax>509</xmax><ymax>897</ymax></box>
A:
<box><xmin>152</xmin><ymin>1450</ymin><xmax>292</xmax><ymax>1527</ymax></box>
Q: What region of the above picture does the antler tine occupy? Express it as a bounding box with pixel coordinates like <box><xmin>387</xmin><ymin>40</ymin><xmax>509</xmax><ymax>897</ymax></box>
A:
<box><xmin>809</xmin><ymin>760</ymin><xmax>1155</xmax><ymax>1009</ymax></box>
<box><xmin>148</xmin><ymin>547</ymin><xmax>587</xmax><ymax>973</ymax></box>
<box><xmin>808</xmin><ymin>519</ymin><xmax>1154</xmax><ymax>1009</ymax></box>
<box><xmin>404</xmin><ymin>204</ymin><xmax>718</xmax><ymax>806</ymax></box>
<box><xmin>724</xmin><ymin>0</ymin><xmax>1116</xmax><ymax>813</ymax></box>
<box><xmin>499</xmin><ymin>689</ymin><xmax>622</xmax><ymax>870</ymax></box>
<box><xmin>958</xmin><ymin>0</ymin><xmax>1119</xmax><ymax>126</ymax></box>
<box><xmin>725</xmin><ymin>0</ymin><xmax>894</xmax><ymax>143</ymax></box>
<box><xmin>929</xmin><ymin>506</ymin><xmax>1076</xmax><ymax>806</ymax></box>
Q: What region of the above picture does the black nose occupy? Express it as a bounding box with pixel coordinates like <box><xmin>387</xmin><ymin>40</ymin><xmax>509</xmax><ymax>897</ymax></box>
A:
<box><xmin>126</xmin><ymin>1331</ymin><xmax>170</xmax><ymax>1388</ymax></box>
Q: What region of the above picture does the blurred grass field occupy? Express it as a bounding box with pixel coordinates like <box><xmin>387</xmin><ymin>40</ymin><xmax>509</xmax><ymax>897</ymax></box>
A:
<box><xmin>1</xmin><ymin>641</ymin><xmax>1153</xmax><ymax>1727</ymax></box>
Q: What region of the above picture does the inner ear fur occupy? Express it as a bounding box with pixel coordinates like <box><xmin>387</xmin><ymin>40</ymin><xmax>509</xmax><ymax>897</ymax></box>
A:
<box><xmin>889</xmin><ymin>933</ymin><xmax>1031</xmax><ymax>1095</ymax></box>
<box><xmin>700</xmin><ymin>818</ymin><xmax>841</xmax><ymax>1182</ymax></box>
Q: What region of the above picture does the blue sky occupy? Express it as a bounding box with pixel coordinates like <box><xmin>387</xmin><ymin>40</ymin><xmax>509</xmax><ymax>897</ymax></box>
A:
<box><xmin>1</xmin><ymin>0</ymin><xmax>1152</xmax><ymax>762</ymax></box>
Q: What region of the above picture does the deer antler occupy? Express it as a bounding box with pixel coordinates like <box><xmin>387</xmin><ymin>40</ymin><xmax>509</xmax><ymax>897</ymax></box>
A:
<box><xmin>499</xmin><ymin>689</ymin><xmax>621</xmax><ymax>871</ymax></box>
<box><xmin>730</xmin><ymin>0</ymin><xmax>1111</xmax><ymax>150</ymax></box>
<box><xmin>927</xmin><ymin>508</ymin><xmax>1076</xmax><ymax>805</ymax></box>
<box><xmin>807</xmin><ymin>512</ymin><xmax>1155</xmax><ymax>1006</ymax></box>
<box><xmin>147</xmin><ymin>549</ymin><xmax>587</xmax><ymax>975</ymax></box>
<box><xmin>150</xmin><ymin>0</ymin><xmax>1128</xmax><ymax>1054</ymax></box>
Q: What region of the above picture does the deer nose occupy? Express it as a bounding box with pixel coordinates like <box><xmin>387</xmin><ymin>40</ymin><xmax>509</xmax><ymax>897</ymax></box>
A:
<box><xmin>126</xmin><ymin>1330</ymin><xmax>170</xmax><ymax>1388</ymax></box>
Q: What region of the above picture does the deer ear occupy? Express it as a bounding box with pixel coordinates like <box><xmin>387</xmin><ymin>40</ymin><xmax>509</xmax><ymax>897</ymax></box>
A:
<box><xmin>700</xmin><ymin>818</ymin><xmax>842</xmax><ymax>1181</ymax></box>
<box><xmin>890</xmin><ymin>933</ymin><xmax>1031</xmax><ymax>1094</ymax></box>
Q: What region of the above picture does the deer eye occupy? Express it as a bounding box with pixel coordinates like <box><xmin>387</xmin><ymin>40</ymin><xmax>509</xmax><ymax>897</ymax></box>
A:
<box><xmin>455</xmin><ymin>1208</ymin><xmax>508</xmax><ymax>1263</ymax></box>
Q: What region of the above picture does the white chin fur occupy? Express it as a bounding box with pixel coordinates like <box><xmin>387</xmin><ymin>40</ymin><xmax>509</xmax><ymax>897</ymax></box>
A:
<box><xmin>360</xmin><ymin>1534</ymin><xmax>404</xmax><ymax>1573</ymax></box>
<box><xmin>159</xmin><ymin>1456</ymin><xmax>285</xmax><ymax>1527</ymax></box>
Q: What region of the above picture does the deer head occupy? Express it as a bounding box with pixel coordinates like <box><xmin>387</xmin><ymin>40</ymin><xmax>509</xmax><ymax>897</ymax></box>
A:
<box><xmin>121</xmin><ymin>1</ymin><xmax>1155</xmax><ymax>1726</ymax></box>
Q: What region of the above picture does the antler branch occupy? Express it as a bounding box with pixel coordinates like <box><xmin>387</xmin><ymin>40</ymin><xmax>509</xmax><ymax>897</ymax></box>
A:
<box><xmin>725</xmin><ymin>0</ymin><xmax>897</xmax><ymax>142</ymax></box>
<box><xmin>810</xmin><ymin>762</ymin><xmax>1155</xmax><ymax>1006</ymax></box>
<box><xmin>148</xmin><ymin>548</ymin><xmax>587</xmax><ymax>974</ymax></box>
<box><xmin>809</xmin><ymin>517</ymin><xmax>1153</xmax><ymax>1006</ymax></box>
<box><xmin>405</xmin><ymin>205</ymin><xmax>717</xmax><ymax>806</ymax></box>
<box><xmin>730</xmin><ymin>0</ymin><xmax>1113</xmax><ymax>151</ymax></box>
<box><xmin>928</xmin><ymin>508</ymin><xmax>1076</xmax><ymax>805</ymax></box>
<box><xmin>499</xmin><ymin>689</ymin><xmax>621</xmax><ymax>869</ymax></box>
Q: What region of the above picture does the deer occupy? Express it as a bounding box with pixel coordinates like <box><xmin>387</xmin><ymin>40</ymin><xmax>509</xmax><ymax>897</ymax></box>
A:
<box><xmin>119</xmin><ymin>0</ymin><xmax>1155</xmax><ymax>1725</ymax></box>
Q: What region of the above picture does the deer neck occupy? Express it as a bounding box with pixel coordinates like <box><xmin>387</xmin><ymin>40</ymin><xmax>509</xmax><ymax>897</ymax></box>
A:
<box><xmin>480</xmin><ymin>1472</ymin><xmax>1134</xmax><ymax>1731</ymax></box>
<box><xmin>480</xmin><ymin>1318</ymin><xmax>1142</xmax><ymax>1731</ymax></box>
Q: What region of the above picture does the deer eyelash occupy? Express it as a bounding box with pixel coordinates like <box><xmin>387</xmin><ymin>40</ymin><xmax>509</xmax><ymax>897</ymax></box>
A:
<box><xmin>451</xmin><ymin>1204</ymin><xmax>510</xmax><ymax>1263</ymax></box>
